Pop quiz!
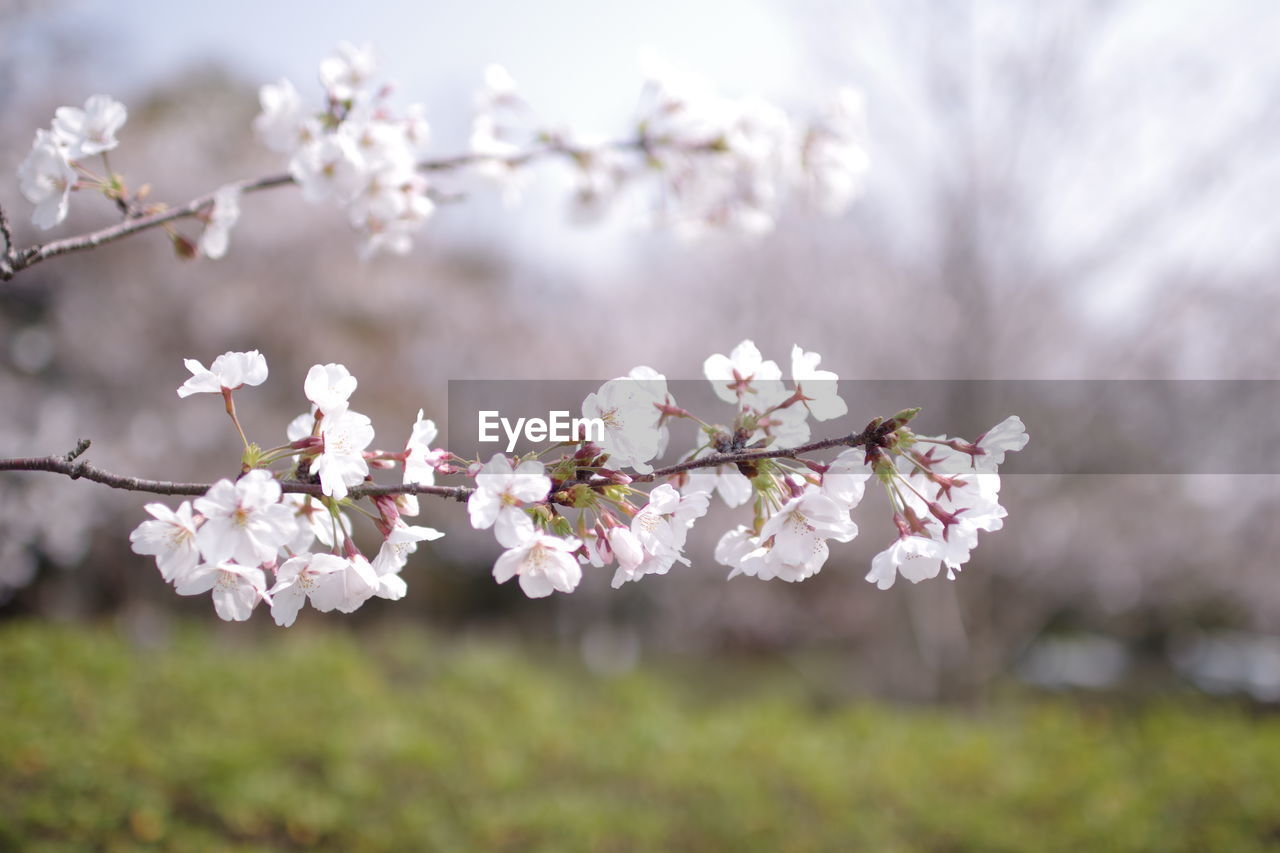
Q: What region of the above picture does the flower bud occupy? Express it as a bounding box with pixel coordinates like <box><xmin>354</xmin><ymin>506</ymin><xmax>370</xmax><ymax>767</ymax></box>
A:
<box><xmin>574</xmin><ymin>442</ymin><xmax>603</xmax><ymax>462</ymax></box>
<box><xmin>883</xmin><ymin>407</ymin><xmax>922</xmax><ymax>431</ymax></box>
<box><xmin>172</xmin><ymin>234</ymin><xmax>197</xmax><ymax>260</ymax></box>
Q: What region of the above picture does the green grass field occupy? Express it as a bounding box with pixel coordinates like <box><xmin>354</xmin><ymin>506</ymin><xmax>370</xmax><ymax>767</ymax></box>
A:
<box><xmin>2</xmin><ymin>621</ymin><xmax>1278</xmax><ymax>852</ymax></box>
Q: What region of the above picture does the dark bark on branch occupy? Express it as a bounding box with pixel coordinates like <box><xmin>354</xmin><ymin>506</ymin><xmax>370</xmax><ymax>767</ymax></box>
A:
<box><xmin>0</xmin><ymin>427</ymin><xmax>875</xmax><ymax>500</ymax></box>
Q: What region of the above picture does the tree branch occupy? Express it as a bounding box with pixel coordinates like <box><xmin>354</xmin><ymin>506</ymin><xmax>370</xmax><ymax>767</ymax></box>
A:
<box><xmin>0</xmin><ymin>445</ymin><xmax>472</xmax><ymax>500</ymax></box>
<box><xmin>1</xmin><ymin>174</ymin><xmax>294</xmax><ymax>280</ymax></box>
<box><xmin>0</xmin><ymin>427</ymin><xmax>875</xmax><ymax>501</ymax></box>
<box><xmin>0</xmin><ymin>137</ymin><xmax>657</xmax><ymax>282</ymax></box>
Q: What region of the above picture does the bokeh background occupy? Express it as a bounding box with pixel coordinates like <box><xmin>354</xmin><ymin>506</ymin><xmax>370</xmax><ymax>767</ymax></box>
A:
<box><xmin>4</xmin><ymin>1</ymin><xmax>1280</xmax><ymax>848</ymax></box>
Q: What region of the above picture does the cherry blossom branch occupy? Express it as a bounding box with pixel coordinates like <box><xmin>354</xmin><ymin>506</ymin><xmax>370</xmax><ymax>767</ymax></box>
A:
<box><xmin>0</xmin><ymin>440</ymin><xmax>470</xmax><ymax>499</ymax></box>
<box><xmin>0</xmin><ymin>424</ymin><xmax>881</xmax><ymax>501</ymax></box>
<box><xmin>0</xmin><ymin>137</ymin><xmax>660</xmax><ymax>282</ymax></box>
<box><xmin>0</xmin><ymin>439</ymin><xmax>229</xmax><ymax>496</ymax></box>
<box><xmin>0</xmin><ymin>174</ymin><xmax>285</xmax><ymax>281</ymax></box>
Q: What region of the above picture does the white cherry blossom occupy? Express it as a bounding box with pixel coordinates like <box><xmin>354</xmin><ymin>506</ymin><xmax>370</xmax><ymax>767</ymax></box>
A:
<box><xmin>606</xmin><ymin>526</ymin><xmax>645</xmax><ymax>571</ymax></box>
<box><xmin>754</xmin><ymin>395</ymin><xmax>811</xmax><ymax>449</ymax></box>
<box><xmin>308</xmin><ymin>553</ymin><xmax>379</xmax><ymax>613</ymax></box>
<box><xmin>716</xmin><ymin>526</ymin><xmax>770</xmax><ymax>580</ymax></box>
<box><xmin>129</xmin><ymin>501</ymin><xmax>201</xmax><ymax>582</ymax></box>
<box><xmin>822</xmin><ymin>448</ymin><xmax>874</xmax><ymax>510</ymax></box>
<box><xmin>790</xmin><ymin>345</ymin><xmax>847</xmax><ymax>422</ymax></box>
<box><xmin>722</xmin><ymin>486</ymin><xmax>858</xmax><ymax>583</ymax></box>
<box><xmin>866</xmin><ymin>536</ymin><xmax>946</xmax><ymax>590</ymax></box>
<box><xmin>702</xmin><ymin>339</ymin><xmax>782</xmax><ymax>405</ymax></box>
<box><xmin>370</xmin><ymin>522</ymin><xmax>445</xmax><ymax>597</ymax></box>
<box><xmin>403</xmin><ymin>410</ymin><xmax>443</xmax><ymax>487</ymax></box>
<box><xmin>282</xmin><ymin>494</ymin><xmax>353</xmax><ymax>554</ymax></box>
<box><xmin>348</xmin><ymin>176</ymin><xmax>434</xmax><ymax>259</ymax></box>
<box><xmin>253</xmin><ymin>78</ymin><xmax>312</xmax><ymax>154</ymax></box>
<box><xmin>175</xmin><ymin>562</ymin><xmax>270</xmax><ymax>622</ymax></box>
<box><xmin>403</xmin><ymin>103</ymin><xmax>431</xmax><ymax>151</ymax></box>
<box><xmin>973</xmin><ymin>416</ymin><xmax>1030</xmax><ymax>469</ymax></box>
<box><xmin>393</xmin><ymin>410</ymin><xmax>441</xmax><ymax>518</ymax></box>
<box><xmin>304</xmin><ymin>362</ymin><xmax>358</xmax><ymax>417</ymax></box>
<box><xmin>467</xmin><ymin>455</ymin><xmax>550</xmax><ymax>546</ymax></box>
<box><xmin>752</xmin><ymin>487</ymin><xmax>858</xmax><ymax>581</ymax></box>
<box><xmin>319</xmin><ymin>42</ymin><xmax>378</xmax><ymax>102</ymax></box>
<box><xmin>198</xmin><ymin>184</ymin><xmax>241</xmax><ymax>260</ymax></box>
<box><xmin>268</xmin><ymin>552</ymin><xmax>349</xmax><ymax>627</ymax></box>
<box><xmin>612</xmin><ymin>485</ymin><xmax>709</xmax><ymax>587</ymax></box>
<box><xmin>290</xmin><ymin>134</ymin><xmax>366</xmax><ymax>204</ymax></box>
<box><xmin>340</xmin><ymin>115</ymin><xmax>413</xmax><ymax>173</ymax></box>
<box><xmin>51</xmin><ymin>94</ymin><xmax>127</xmax><ymax>160</ymax></box>
<box><xmin>493</xmin><ymin>529</ymin><xmax>583</xmax><ymax>598</ymax></box>
<box><xmin>801</xmin><ymin>87</ymin><xmax>870</xmax><ymax>215</ymax></box>
<box><xmin>177</xmin><ymin>350</ymin><xmax>268</xmax><ymax>397</ymax></box>
<box><xmin>193</xmin><ymin>469</ymin><xmax>297</xmax><ymax>566</ymax></box>
<box><xmin>685</xmin><ymin>456</ymin><xmax>754</xmax><ymax>508</ymax></box>
<box><xmin>469</xmin><ymin>65</ymin><xmax>533</xmax><ymax>205</ymax></box>
<box><xmin>286</xmin><ymin>412</ymin><xmax>316</xmax><ymax>443</ymax></box>
<box><xmin>314</xmin><ymin>408</ymin><xmax>375</xmax><ymax>500</ymax></box>
<box><xmin>582</xmin><ymin>367</ymin><xmax>670</xmax><ymax>473</ymax></box>
<box><xmin>18</xmin><ymin>130</ymin><xmax>76</xmax><ymax>229</ymax></box>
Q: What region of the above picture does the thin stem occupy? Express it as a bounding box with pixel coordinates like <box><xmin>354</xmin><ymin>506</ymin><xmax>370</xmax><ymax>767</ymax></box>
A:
<box><xmin>222</xmin><ymin>389</ymin><xmax>251</xmax><ymax>451</ymax></box>
<box><xmin>257</xmin><ymin>449</ymin><xmax>302</xmax><ymax>467</ymax></box>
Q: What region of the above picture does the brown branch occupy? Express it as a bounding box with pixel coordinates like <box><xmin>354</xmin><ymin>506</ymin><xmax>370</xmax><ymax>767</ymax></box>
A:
<box><xmin>0</xmin><ymin>426</ymin><xmax>876</xmax><ymax>501</ymax></box>
<box><xmin>2</xmin><ymin>451</ymin><xmax>222</xmax><ymax>496</ymax></box>
<box><xmin>0</xmin><ymin>137</ymin><xmax>660</xmax><ymax>282</ymax></box>
<box><xmin>0</xmin><ymin>173</ymin><xmax>294</xmax><ymax>280</ymax></box>
<box><xmin>0</xmin><ymin>445</ymin><xmax>472</xmax><ymax>501</ymax></box>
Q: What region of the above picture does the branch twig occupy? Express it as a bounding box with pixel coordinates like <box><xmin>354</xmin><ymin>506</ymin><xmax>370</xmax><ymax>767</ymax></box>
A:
<box><xmin>0</xmin><ymin>201</ymin><xmax>16</xmax><ymax>278</ymax></box>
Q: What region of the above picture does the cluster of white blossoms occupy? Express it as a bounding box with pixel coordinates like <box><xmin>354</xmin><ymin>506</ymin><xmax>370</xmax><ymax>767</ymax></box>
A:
<box><xmin>252</xmin><ymin>42</ymin><xmax>435</xmax><ymax>259</ymax></box>
<box><xmin>131</xmin><ymin>351</ymin><xmax>445</xmax><ymax>624</ymax></box>
<box><xmin>861</xmin><ymin>419</ymin><xmax>1027</xmax><ymax>590</ymax></box>
<box><xmin>471</xmin><ymin>55</ymin><xmax>871</xmax><ymax>236</ymax></box>
<box><xmin>17</xmin><ymin>95</ymin><xmax>127</xmax><ymax>229</ymax></box>
<box><xmin>15</xmin><ymin>93</ymin><xmax>242</xmax><ymax>259</ymax></box>
<box><xmin>128</xmin><ymin>343</ymin><xmax>1025</xmax><ymax>623</ymax></box>
<box><xmin>12</xmin><ymin>45</ymin><xmax>869</xmax><ymax>266</ymax></box>
<box><xmin>552</xmin><ymin>338</ymin><xmax>1029</xmax><ymax>591</ymax></box>
<box><xmin>466</xmin><ymin>339</ymin><xmax>1025</xmax><ymax>596</ymax></box>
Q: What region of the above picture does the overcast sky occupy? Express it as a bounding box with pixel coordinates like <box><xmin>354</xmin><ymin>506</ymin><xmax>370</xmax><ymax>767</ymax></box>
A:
<box><xmin>18</xmin><ymin>0</ymin><xmax>804</xmax><ymax>133</ymax></box>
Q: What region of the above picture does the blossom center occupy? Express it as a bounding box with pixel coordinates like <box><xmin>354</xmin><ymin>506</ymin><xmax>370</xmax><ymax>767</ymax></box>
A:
<box><xmin>526</xmin><ymin>544</ymin><xmax>553</xmax><ymax>572</ymax></box>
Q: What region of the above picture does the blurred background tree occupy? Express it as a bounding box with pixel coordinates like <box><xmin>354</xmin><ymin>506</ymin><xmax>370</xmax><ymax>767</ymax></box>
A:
<box><xmin>3</xmin><ymin>0</ymin><xmax>1280</xmax><ymax>705</ymax></box>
